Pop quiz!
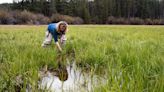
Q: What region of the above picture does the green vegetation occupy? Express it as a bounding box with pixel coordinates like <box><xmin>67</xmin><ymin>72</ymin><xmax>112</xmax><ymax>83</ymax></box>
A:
<box><xmin>0</xmin><ymin>25</ymin><xmax>164</xmax><ymax>91</ymax></box>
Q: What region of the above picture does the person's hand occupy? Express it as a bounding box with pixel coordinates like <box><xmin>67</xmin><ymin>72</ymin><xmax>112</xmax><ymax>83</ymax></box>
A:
<box><xmin>56</xmin><ymin>42</ymin><xmax>62</xmax><ymax>53</ymax></box>
<box><xmin>59</xmin><ymin>48</ymin><xmax>62</xmax><ymax>52</ymax></box>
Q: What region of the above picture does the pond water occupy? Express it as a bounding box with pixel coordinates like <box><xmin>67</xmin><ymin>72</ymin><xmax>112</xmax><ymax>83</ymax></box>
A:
<box><xmin>39</xmin><ymin>62</ymin><xmax>106</xmax><ymax>92</ymax></box>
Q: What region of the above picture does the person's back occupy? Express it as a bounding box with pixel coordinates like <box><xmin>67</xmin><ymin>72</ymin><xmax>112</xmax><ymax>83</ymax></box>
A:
<box><xmin>47</xmin><ymin>23</ymin><xmax>56</xmax><ymax>33</ymax></box>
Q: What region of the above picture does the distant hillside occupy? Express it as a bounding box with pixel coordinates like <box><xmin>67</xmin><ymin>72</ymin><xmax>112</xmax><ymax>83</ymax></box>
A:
<box><xmin>0</xmin><ymin>0</ymin><xmax>164</xmax><ymax>24</ymax></box>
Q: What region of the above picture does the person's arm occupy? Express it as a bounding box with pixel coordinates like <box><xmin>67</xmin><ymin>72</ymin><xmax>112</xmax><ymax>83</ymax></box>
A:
<box><xmin>53</xmin><ymin>32</ymin><xmax>62</xmax><ymax>52</ymax></box>
<box><xmin>53</xmin><ymin>29</ymin><xmax>62</xmax><ymax>52</ymax></box>
<box><xmin>55</xmin><ymin>42</ymin><xmax>62</xmax><ymax>52</ymax></box>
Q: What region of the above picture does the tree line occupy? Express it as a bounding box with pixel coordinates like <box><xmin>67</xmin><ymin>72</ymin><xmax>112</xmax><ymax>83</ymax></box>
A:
<box><xmin>1</xmin><ymin>0</ymin><xmax>164</xmax><ymax>24</ymax></box>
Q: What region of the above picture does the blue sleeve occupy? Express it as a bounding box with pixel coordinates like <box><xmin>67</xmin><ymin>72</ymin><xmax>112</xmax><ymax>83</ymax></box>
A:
<box><xmin>52</xmin><ymin>31</ymin><xmax>58</xmax><ymax>42</ymax></box>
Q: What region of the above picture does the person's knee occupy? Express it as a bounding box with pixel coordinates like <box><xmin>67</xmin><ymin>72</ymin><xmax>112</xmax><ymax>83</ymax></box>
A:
<box><xmin>60</xmin><ymin>35</ymin><xmax>67</xmax><ymax>42</ymax></box>
<box><xmin>41</xmin><ymin>41</ymin><xmax>51</xmax><ymax>47</ymax></box>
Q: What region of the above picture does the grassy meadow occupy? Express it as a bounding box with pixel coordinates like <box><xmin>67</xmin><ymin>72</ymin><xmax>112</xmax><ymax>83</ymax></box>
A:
<box><xmin>0</xmin><ymin>25</ymin><xmax>164</xmax><ymax>92</ymax></box>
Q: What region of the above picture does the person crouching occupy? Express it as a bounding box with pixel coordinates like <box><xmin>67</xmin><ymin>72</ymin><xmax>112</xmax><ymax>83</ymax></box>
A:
<box><xmin>41</xmin><ymin>21</ymin><xmax>68</xmax><ymax>52</ymax></box>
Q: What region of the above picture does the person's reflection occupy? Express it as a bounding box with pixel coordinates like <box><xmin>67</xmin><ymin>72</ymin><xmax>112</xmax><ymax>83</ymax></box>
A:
<box><xmin>56</xmin><ymin>54</ymin><xmax>68</xmax><ymax>81</ymax></box>
<box><xmin>57</xmin><ymin>63</ymin><xmax>68</xmax><ymax>81</ymax></box>
<box><xmin>47</xmin><ymin>62</ymin><xmax>68</xmax><ymax>81</ymax></box>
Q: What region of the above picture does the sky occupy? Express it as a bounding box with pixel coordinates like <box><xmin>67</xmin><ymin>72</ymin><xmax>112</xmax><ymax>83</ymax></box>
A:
<box><xmin>0</xmin><ymin>0</ymin><xmax>13</xmax><ymax>4</ymax></box>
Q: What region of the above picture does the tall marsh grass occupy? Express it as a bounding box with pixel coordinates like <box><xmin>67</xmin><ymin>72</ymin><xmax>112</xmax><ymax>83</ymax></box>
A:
<box><xmin>0</xmin><ymin>25</ymin><xmax>164</xmax><ymax>92</ymax></box>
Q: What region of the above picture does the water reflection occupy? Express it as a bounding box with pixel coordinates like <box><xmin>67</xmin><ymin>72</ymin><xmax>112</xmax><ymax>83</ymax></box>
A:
<box><xmin>39</xmin><ymin>61</ymin><xmax>106</xmax><ymax>92</ymax></box>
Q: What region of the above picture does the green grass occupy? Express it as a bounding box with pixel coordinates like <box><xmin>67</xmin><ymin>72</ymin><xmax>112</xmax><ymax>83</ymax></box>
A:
<box><xmin>0</xmin><ymin>25</ymin><xmax>164</xmax><ymax>92</ymax></box>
